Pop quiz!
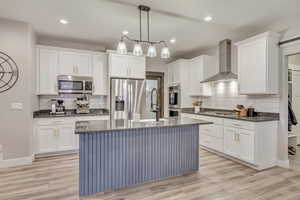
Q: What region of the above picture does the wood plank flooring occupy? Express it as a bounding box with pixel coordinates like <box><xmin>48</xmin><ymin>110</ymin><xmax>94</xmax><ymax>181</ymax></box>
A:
<box><xmin>1</xmin><ymin>149</ymin><xmax>300</xmax><ymax>200</ymax></box>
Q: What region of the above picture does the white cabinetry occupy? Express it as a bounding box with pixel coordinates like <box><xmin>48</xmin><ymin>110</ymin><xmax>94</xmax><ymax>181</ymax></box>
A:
<box><xmin>59</xmin><ymin>51</ymin><xmax>92</xmax><ymax>76</ymax></box>
<box><xmin>36</xmin><ymin>126</ymin><xmax>58</xmax><ymax>153</ymax></box>
<box><xmin>167</xmin><ymin>59</ymin><xmax>191</xmax><ymax>108</ymax></box>
<box><xmin>36</xmin><ymin>46</ymin><xmax>109</xmax><ymax>96</ymax></box>
<box><xmin>224</xmin><ymin>126</ymin><xmax>254</xmax><ymax>163</ymax></box>
<box><xmin>57</xmin><ymin>123</ymin><xmax>75</xmax><ymax>151</ymax></box>
<box><xmin>92</xmin><ymin>53</ymin><xmax>108</xmax><ymax>95</ymax></box>
<box><xmin>235</xmin><ymin>32</ymin><xmax>280</xmax><ymax>95</ymax></box>
<box><xmin>189</xmin><ymin>55</ymin><xmax>214</xmax><ymax>96</ymax></box>
<box><xmin>36</xmin><ymin>48</ymin><xmax>59</xmax><ymax>95</ymax></box>
<box><xmin>34</xmin><ymin>115</ymin><xmax>109</xmax><ymax>156</ymax></box>
<box><xmin>109</xmin><ymin>53</ymin><xmax>146</xmax><ymax>79</ymax></box>
<box><xmin>167</xmin><ymin>61</ymin><xmax>181</xmax><ymax>86</ymax></box>
<box><xmin>181</xmin><ymin>113</ymin><xmax>278</xmax><ymax>170</ymax></box>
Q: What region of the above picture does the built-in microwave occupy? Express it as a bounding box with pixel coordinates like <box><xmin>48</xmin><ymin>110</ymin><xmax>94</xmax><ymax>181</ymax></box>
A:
<box><xmin>58</xmin><ymin>75</ymin><xmax>93</xmax><ymax>94</ymax></box>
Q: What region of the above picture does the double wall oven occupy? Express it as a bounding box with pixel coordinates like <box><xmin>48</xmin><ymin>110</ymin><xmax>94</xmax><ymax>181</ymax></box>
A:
<box><xmin>168</xmin><ymin>84</ymin><xmax>181</xmax><ymax>117</ymax></box>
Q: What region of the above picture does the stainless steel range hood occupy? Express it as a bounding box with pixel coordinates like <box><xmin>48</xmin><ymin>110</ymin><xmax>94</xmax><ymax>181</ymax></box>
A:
<box><xmin>201</xmin><ymin>39</ymin><xmax>237</xmax><ymax>83</ymax></box>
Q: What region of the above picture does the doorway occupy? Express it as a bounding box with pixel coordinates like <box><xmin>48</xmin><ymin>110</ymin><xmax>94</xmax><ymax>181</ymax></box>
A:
<box><xmin>141</xmin><ymin>72</ymin><xmax>164</xmax><ymax>119</ymax></box>
<box><xmin>287</xmin><ymin>54</ymin><xmax>300</xmax><ymax>169</ymax></box>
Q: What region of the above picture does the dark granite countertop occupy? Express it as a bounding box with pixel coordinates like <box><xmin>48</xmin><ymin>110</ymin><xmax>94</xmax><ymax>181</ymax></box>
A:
<box><xmin>33</xmin><ymin>109</ymin><xmax>109</xmax><ymax>118</ymax></box>
<box><xmin>181</xmin><ymin>108</ymin><xmax>279</xmax><ymax>122</ymax></box>
<box><xmin>75</xmin><ymin>117</ymin><xmax>213</xmax><ymax>134</ymax></box>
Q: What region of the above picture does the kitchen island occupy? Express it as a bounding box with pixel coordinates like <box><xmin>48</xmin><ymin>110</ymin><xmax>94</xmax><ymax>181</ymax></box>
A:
<box><xmin>75</xmin><ymin>117</ymin><xmax>211</xmax><ymax>196</ymax></box>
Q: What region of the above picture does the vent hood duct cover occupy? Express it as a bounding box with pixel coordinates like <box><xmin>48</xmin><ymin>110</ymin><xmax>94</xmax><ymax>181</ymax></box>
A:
<box><xmin>201</xmin><ymin>39</ymin><xmax>237</xmax><ymax>83</ymax></box>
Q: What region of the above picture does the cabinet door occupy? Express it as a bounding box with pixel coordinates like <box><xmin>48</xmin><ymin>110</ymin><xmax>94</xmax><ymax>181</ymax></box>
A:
<box><xmin>109</xmin><ymin>54</ymin><xmax>128</xmax><ymax>78</ymax></box>
<box><xmin>189</xmin><ymin>58</ymin><xmax>203</xmax><ymax>95</ymax></box>
<box><xmin>238</xmin><ymin>38</ymin><xmax>267</xmax><ymax>94</ymax></box>
<box><xmin>75</xmin><ymin>53</ymin><xmax>92</xmax><ymax>76</ymax></box>
<box><xmin>93</xmin><ymin>54</ymin><xmax>108</xmax><ymax>95</ymax></box>
<box><xmin>37</xmin><ymin>126</ymin><xmax>57</xmax><ymax>153</ymax></box>
<box><xmin>223</xmin><ymin>127</ymin><xmax>239</xmax><ymax>157</ymax></box>
<box><xmin>167</xmin><ymin>65</ymin><xmax>174</xmax><ymax>85</ymax></box>
<box><xmin>59</xmin><ymin>52</ymin><xmax>76</xmax><ymax>75</ymax></box>
<box><xmin>59</xmin><ymin>52</ymin><xmax>92</xmax><ymax>76</ymax></box>
<box><xmin>37</xmin><ymin>48</ymin><xmax>59</xmax><ymax>95</ymax></box>
<box><xmin>173</xmin><ymin>64</ymin><xmax>180</xmax><ymax>84</ymax></box>
<box><xmin>57</xmin><ymin>124</ymin><xmax>74</xmax><ymax>151</ymax></box>
<box><xmin>238</xmin><ymin>129</ymin><xmax>254</xmax><ymax>163</ymax></box>
<box><xmin>128</xmin><ymin>56</ymin><xmax>145</xmax><ymax>79</ymax></box>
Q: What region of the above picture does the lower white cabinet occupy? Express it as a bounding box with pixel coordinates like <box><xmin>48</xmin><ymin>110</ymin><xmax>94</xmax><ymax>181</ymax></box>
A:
<box><xmin>34</xmin><ymin>115</ymin><xmax>109</xmax><ymax>155</ymax></box>
<box><xmin>224</xmin><ymin>127</ymin><xmax>254</xmax><ymax>164</ymax></box>
<box><xmin>36</xmin><ymin>126</ymin><xmax>58</xmax><ymax>153</ymax></box>
<box><xmin>181</xmin><ymin>113</ymin><xmax>278</xmax><ymax>170</ymax></box>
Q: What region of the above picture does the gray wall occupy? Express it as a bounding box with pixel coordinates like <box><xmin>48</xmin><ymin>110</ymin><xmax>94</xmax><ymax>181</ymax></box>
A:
<box><xmin>0</xmin><ymin>18</ymin><xmax>37</xmax><ymax>160</ymax></box>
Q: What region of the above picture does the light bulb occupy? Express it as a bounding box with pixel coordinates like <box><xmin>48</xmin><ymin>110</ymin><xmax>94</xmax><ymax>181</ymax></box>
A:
<box><xmin>117</xmin><ymin>41</ymin><xmax>127</xmax><ymax>54</ymax></box>
<box><xmin>147</xmin><ymin>45</ymin><xmax>157</xmax><ymax>58</ymax></box>
<box><xmin>133</xmin><ymin>43</ymin><xmax>143</xmax><ymax>56</ymax></box>
<box><xmin>161</xmin><ymin>47</ymin><xmax>170</xmax><ymax>59</ymax></box>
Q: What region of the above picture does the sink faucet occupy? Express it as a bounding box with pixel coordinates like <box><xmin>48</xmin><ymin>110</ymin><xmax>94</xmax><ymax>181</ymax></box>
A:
<box><xmin>150</xmin><ymin>88</ymin><xmax>160</xmax><ymax>122</ymax></box>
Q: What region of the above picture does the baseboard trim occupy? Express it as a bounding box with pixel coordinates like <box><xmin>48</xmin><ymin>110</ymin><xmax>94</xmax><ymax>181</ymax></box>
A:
<box><xmin>0</xmin><ymin>154</ymin><xmax>34</xmax><ymax>168</ymax></box>
<box><xmin>276</xmin><ymin>159</ymin><xmax>290</xmax><ymax>168</ymax></box>
<box><xmin>35</xmin><ymin>149</ymin><xmax>79</xmax><ymax>158</ymax></box>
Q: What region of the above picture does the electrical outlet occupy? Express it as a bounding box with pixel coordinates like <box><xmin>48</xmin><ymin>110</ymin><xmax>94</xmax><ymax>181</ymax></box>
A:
<box><xmin>11</xmin><ymin>102</ymin><xmax>23</xmax><ymax>110</ymax></box>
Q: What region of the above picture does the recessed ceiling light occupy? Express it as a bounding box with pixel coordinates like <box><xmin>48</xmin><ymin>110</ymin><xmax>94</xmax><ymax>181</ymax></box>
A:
<box><xmin>204</xmin><ymin>16</ymin><xmax>213</xmax><ymax>22</ymax></box>
<box><xmin>59</xmin><ymin>19</ymin><xmax>69</xmax><ymax>24</ymax></box>
<box><xmin>170</xmin><ymin>37</ymin><xmax>176</xmax><ymax>44</ymax></box>
<box><xmin>122</xmin><ymin>30</ymin><xmax>129</xmax><ymax>35</ymax></box>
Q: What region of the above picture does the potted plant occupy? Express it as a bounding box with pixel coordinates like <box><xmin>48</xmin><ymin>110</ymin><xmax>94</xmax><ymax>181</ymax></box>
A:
<box><xmin>192</xmin><ymin>101</ymin><xmax>202</xmax><ymax>113</ymax></box>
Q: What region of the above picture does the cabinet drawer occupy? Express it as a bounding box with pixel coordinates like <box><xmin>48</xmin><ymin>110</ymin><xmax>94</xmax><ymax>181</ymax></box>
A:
<box><xmin>195</xmin><ymin>115</ymin><xmax>224</xmax><ymax>125</ymax></box>
<box><xmin>36</xmin><ymin>119</ymin><xmax>73</xmax><ymax>126</ymax></box>
<box><xmin>201</xmin><ymin>125</ymin><xmax>223</xmax><ymax>138</ymax></box>
<box><xmin>200</xmin><ymin>134</ymin><xmax>223</xmax><ymax>152</ymax></box>
<box><xmin>224</xmin><ymin>119</ymin><xmax>255</xmax><ymax>130</ymax></box>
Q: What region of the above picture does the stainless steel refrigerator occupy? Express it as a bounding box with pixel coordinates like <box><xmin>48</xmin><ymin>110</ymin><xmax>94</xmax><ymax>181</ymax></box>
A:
<box><xmin>110</xmin><ymin>78</ymin><xmax>146</xmax><ymax>121</ymax></box>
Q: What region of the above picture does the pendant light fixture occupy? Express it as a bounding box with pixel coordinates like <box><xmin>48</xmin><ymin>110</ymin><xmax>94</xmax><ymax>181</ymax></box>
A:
<box><xmin>116</xmin><ymin>5</ymin><xmax>170</xmax><ymax>59</ymax></box>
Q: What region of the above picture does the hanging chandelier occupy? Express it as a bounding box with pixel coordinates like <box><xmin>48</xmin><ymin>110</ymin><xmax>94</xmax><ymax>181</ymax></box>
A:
<box><xmin>117</xmin><ymin>5</ymin><xmax>170</xmax><ymax>59</ymax></box>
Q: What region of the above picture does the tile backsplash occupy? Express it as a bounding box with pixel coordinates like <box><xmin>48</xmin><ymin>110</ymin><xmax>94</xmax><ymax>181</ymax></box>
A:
<box><xmin>199</xmin><ymin>80</ymin><xmax>280</xmax><ymax>113</ymax></box>
<box><xmin>39</xmin><ymin>94</ymin><xmax>108</xmax><ymax>110</ymax></box>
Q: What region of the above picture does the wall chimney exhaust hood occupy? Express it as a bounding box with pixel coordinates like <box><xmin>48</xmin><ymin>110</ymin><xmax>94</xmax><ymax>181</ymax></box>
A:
<box><xmin>201</xmin><ymin>39</ymin><xmax>237</xmax><ymax>83</ymax></box>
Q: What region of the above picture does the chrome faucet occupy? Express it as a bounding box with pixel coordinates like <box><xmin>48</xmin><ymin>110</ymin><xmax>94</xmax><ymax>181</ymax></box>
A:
<box><xmin>150</xmin><ymin>88</ymin><xmax>160</xmax><ymax>122</ymax></box>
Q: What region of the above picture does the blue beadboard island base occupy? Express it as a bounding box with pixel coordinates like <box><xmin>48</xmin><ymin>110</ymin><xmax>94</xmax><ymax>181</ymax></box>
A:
<box><xmin>76</xmin><ymin>118</ymin><xmax>211</xmax><ymax>196</ymax></box>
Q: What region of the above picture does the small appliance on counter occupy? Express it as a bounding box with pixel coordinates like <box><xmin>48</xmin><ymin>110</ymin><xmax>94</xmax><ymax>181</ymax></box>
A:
<box><xmin>75</xmin><ymin>95</ymin><xmax>90</xmax><ymax>114</ymax></box>
<box><xmin>247</xmin><ymin>107</ymin><xmax>257</xmax><ymax>117</ymax></box>
<box><xmin>50</xmin><ymin>99</ymin><xmax>66</xmax><ymax>115</ymax></box>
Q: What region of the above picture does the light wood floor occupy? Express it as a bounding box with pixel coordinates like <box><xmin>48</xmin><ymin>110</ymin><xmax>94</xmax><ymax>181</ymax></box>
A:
<box><xmin>1</xmin><ymin>150</ymin><xmax>300</xmax><ymax>200</ymax></box>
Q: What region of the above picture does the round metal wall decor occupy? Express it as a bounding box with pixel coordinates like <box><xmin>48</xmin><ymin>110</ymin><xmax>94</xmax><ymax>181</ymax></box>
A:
<box><xmin>0</xmin><ymin>51</ymin><xmax>19</xmax><ymax>93</ymax></box>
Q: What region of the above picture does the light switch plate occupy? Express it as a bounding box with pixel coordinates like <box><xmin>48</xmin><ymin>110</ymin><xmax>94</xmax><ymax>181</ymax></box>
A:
<box><xmin>11</xmin><ymin>102</ymin><xmax>23</xmax><ymax>110</ymax></box>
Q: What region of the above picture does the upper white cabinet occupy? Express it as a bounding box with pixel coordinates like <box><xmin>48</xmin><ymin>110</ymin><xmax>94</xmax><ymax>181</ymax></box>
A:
<box><xmin>167</xmin><ymin>59</ymin><xmax>192</xmax><ymax>108</ymax></box>
<box><xmin>109</xmin><ymin>53</ymin><xmax>146</xmax><ymax>79</ymax></box>
<box><xmin>235</xmin><ymin>32</ymin><xmax>280</xmax><ymax>95</ymax></box>
<box><xmin>167</xmin><ymin>61</ymin><xmax>181</xmax><ymax>86</ymax></box>
<box><xmin>188</xmin><ymin>55</ymin><xmax>214</xmax><ymax>96</ymax></box>
<box><xmin>36</xmin><ymin>46</ymin><xmax>109</xmax><ymax>96</ymax></box>
<box><xmin>59</xmin><ymin>51</ymin><xmax>92</xmax><ymax>76</ymax></box>
<box><xmin>36</xmin><ymin>48</ymin><xmax>59</xmax><ymax>95</ymax></box>
<box><xmin>92</xmin><ymin>53</ymin><xmax>108</xmax><ymax>95</ymax></box>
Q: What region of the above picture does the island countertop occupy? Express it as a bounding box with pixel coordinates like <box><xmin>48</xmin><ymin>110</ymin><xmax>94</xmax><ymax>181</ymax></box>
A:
<box><xmin>75</xmin><ymin>117</ymin><xmax>212</xmax><ymax>134</ymax></box>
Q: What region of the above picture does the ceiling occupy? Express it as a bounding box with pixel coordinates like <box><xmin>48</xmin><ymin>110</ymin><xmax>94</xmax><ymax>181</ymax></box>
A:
<box><xmin>0</xmin><ymin>0</ymin><xmax>300</xmax><ymax>58</ymax></box>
